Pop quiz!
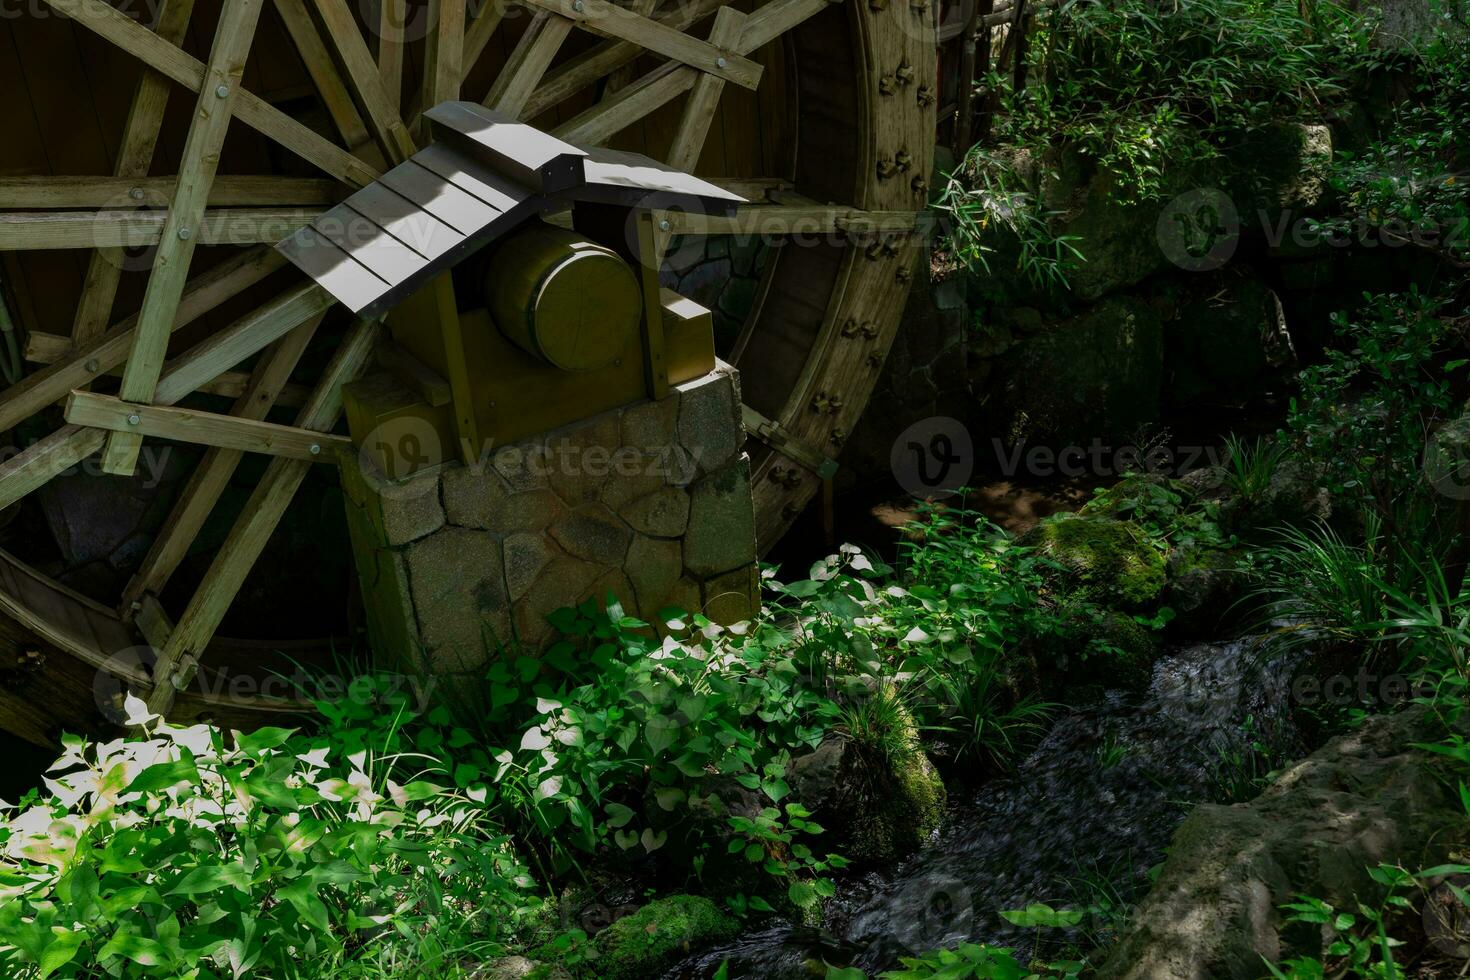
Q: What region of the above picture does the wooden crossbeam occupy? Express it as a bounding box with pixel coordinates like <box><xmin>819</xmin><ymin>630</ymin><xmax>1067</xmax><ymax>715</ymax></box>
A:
<box><xmin>146</xmin><ymin>319</ymin><xmax>380</xmax><ymax>715</ymax></box>
<box><xmin>38</xmin><ymin>0</ymin><xmax>379</xmax><ymax>188</ymax></box>
<box><xmin>666</xmin><ymin>5</ymin><xmax>745</xmax><ymax>171</ymax></box>
<box><xmin>378</xmin><ymin>0</ymin><xmax>407</xmax><ymax>109</ymax></box>
<box><xmin>603</xmin><ymin>0</ymin><xmax>659</xmax><ymax>96</ymax></box>
<box><xmin>0</xmin><ymin>282</ymin><xmax>333</xmax><ymax>513</ymax></box>
<box><xmin>23</xmin><ymin>332</ymin><xmax>310</xmax><ymax>408</ymax></box>
<box><xmin>121</xmin><ymin>317</ymin><xmax>323</xmax><ymax>614</ymax></box>
<box><xmin>522</xmin><ymin>0</ymin><xmax>723</xmax><ymax>119</ymax></box>
<box><xmin>102</xmin><ymin>0</ymin><xmax>269</xmax><ymax>477</ymax></box>
<box><xmin>0</xmin><ymin>247</ymin><xmax>285</xmax><ymax>434</ymax></box>
<box><xmin>0</xmin><ymin>176</ymin><xmax>342</xmax><ymax>209</ymax></box>
<box><xmin>551</xmin><ymin>0</ymin><xmax>823</xmax><ymax>145</ymax></box>
<box><xmin>421</xmin><ymin>0</ymin><xmax>466</xmax><ymax>137</ymax></box>
<box><xmin>522</xmin><ymin>0</ymin><xmax>762</xmax><ymax>89</ymax></box>
<box><xmin>71</xmin><ymin>0</ymin><xmax>199</xmax><ymax>346</ymax></box>
<box><xmin>67</xmin><ymin>392</ymin><xmax>352</xmax><ymax>463</ymax></box>
<box><xmin>307</xmin><ymin>0</ymin><xmax>418</xmax><ymax>165</ymax></box>
<box><xmin>0</xmin><ymin>209</ymin><xmax>320</xmax><ymax>250</ymax></box>
<box><xmin>273</xmin><ymin>0</ymin><xmax>384</xmax><ymax>165</ymax></box>
<box><xmin>484</xmin><ymin>11</ymin><xmax>575</xmax><ymax>117</ymax></box>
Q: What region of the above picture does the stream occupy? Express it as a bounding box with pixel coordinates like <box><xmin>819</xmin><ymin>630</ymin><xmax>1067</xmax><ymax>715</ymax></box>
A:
<box><xmin>666</xmin><ymin>638</ymin><xmax>1300</xmax><ymax>977</ymax></box>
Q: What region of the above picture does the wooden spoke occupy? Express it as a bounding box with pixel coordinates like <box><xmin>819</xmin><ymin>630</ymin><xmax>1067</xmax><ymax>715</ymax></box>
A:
<box><xmin>0</xmin><ymin>176</ymin><xmax>341</xmax><ymax>209</ymax></box>
<box><xmin>666</xmin><ymin>6</ymin><xmax>747</xmax><ymax>171</ymax></box>
<box><xmin>603</xmin><ymin>0</ymin><xmax>660</xmax><ymax>96</ymax></box>
<box><xmin>146</xmin><ymin>318</ymin><xmax>381</xmax><ymax>715</ymax></box>
<box><xmin>70</xmin><ymin>0</ymin><xmax>199</xmax><ymax>346</ymax></box>
<box><xmin>0</xmin><ymin>247</ymin><xmax>286</xmax><ymax>434</ymax></box>
<box><xmin>483</xmin><ymin>11</ymin><xmax>576</xmax><ymax>117</ymax></box>
<box><xmin>0</xmin><ymin>209</ymin><xmax>319</xmax><ymax>250</ymax></box>
<box><xmin>38</xmin><ymin>0</ymin><xmax>379</xmax><ymax>187</ymax></box>
<box><xmin>379</xmin><ymin>0</ymin><xmax>408</xmax><ymax>111</ymax></box>
<box><xmin>121</xmin><ymin>317</ymin><xmax>326</xmax><ymax>615</ymax></box>
<box><xmin>100</xmin><ymin>0</ymin><xmax>269</xmax><ymax>476</ymax></box>
<box><xmin>421</xmin><ymin>0</ymin><xmax>466</xmax><ymax>136</ymax></box>
<box><xmin>67</xmin><ymin>393</ymin><xmax>353</xmax><ymax>463</ymax></box>
<box><xmin>272</xmin><ymin>0</ymin><xmax>384</xmax><ymax>165</ymax></box>
<box><xmin>307</xmin><ymin>0</ymin><xmax>418</xmax><ymax>165</ymax></box>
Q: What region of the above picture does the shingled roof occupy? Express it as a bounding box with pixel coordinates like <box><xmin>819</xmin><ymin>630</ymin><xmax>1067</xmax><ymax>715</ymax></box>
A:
<box><xmin>276</xmin><ymin>102</ymin><xmax>744</xmax><ymax>319</ymax></box>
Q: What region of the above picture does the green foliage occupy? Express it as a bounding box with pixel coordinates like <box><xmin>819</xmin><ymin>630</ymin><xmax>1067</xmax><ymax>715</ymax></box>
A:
<box><xmin>1081</xmin><ymin>473</ymin><xmax>1229</xmax><ymax>551</ymax></box>
<box><xmin>586</xmin><ymin>895</ymin><xmax>739</xmax><ymax>980</ymax></box>
<box><xmin>1222</xmin><ymin>435</ymin><xmax>1287</xmax><ymax>507</ymax></box>
<box><xmin>0</xmin><ymin>695</ymin><xmax>537</xmax><ymax>980</ymax></box>
<box><xmin>725</xmin><ymin>801</ymin><xmax>846</xmax><ymax>912</ymax></box>
<box><xmin>1022</xmin><ymin>514</ymin><xmax>1167</xmax><ymax>607</ymax></box>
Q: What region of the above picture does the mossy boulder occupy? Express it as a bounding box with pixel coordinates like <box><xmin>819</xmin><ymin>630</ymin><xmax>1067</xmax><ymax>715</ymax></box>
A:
<box><xmin>586</xmin><ymin>896</ymin><xmax>739</xmax><ymax>980</ymax></box>
<box><xmin>1021</xmin><ymin>514</ymin><xmax>1166</xmax><ymax>607</ymax></box>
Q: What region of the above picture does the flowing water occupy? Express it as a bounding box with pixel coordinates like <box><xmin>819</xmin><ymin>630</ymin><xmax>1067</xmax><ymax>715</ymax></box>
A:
<box><xmin>666</xmin><ymin>639</ymin><xmax>1299</xmax><ymax>978</ymax></box>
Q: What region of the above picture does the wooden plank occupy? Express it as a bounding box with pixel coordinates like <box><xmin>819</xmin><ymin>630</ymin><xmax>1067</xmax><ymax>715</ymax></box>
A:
<box><xmin>134</xmin><ymin>593</ymin><xmax>174</xmax><ymax>651</ymax></box>
<box><xmin>122</xmin><ymin>316</ymin><xmax>323</xmax><ymax>613</ymax></box>
<box><xmin>71</xmin><ymin>0</ymin><xmax>200</xmax><ymax>346</ymax></box>
<box><xmin>0</xmin><ymin>209</ymin><xmax>320</xmax><ymax>250</ymax></box>
<box><xmin>412</xmin><ymin>142</ymin><xmax>537</xmax><ymax>213</ymax></box>
<box><xmin>423</xmin><ymin>102</ymin><xmax>585</xmax><ymax>194</ymax></box>
<box><xmin>98</xmin><ymin>0</ymin><xmax>265</xmax><ymax>482</ymax></box>
<box><xmin>421</xmin><ymin>0</ymin><xmax>466</xmax><ymax>137</ymax></box>
<box><xmin>38</xmin><ymin>0</ymin><xmax>380</xmax><ymax>188</ymax></box>
<box><xmin>522</xmin><ymin>0</ymin><xmax>723</xmax><ymax>119</ymax></box>
<box><xmin>0</xmin><ymin>246</ymin><xmax>286</xmax><ymax>433</ymax></box>
<box><xmin>522</xmin><ymin>0</ymin><xmax>762</xmax><ymax>89</ymax></box>
<box><xmin>482</xmin><ymin>11</ymin><xmax>575</xmax><ymax>118</ymax></box>
<box><xmin>0</xmin><ymin>176</ymin><xmax>342</xmax><ymax>209</ymax></box>
<box><xmin>307</xmin><ymin>0</ymin><xmax>418</xmax><ymax>165</ymax></box>
<box><xmin>273</xmin><ymin>0</ymin><xmax>382</xmax><ymax>162</ymax></box>
<box><xmin>378</xmin><ymin>0</ymin><xmax>408</xmax><ymax>112</ymax></box>
<box><xmin>604</xmin><ymin>0</ymin><xmax>660</xmax><ymax>96</ymax></box>
<box><xmin>378</xmin><ymin>159</ymin><xmax>510</xmax><ymax>235</ymax></box>
<box><xmin>323</xmin><ymin>204</ymin><xmax>436</xmax><ymax>283</ymax></box>
<box><xmin>67</xmin><ymin>392</ymin><xmax>353</xmax><ymax>462</ymax></box>
<box><xmin>147</xmin><ymin>318</ymin><xmax>380</xmax><ymax>714</ymax></box>
<box><xmin>740</xmin><ymin>0</ymin><xmax>833</xmax><ymax>51</ymax></box>
<box><xmin>23</xmin><ymin>332</ymin><xmax>310</xmax><ymax>408</ymax></box>
<box><xmin>0</xmin><ymin>426</ymin><xmax>107</xmax><ymax>514</ymax></box>
<box><xmin>553</xmin><ymin>62</ymin><xmax>693</xmax><ymax>144</ymax></box>
<box><xmin>666</xmin><ymin>6</ymin><xmax>746</xmax><ymax>171</ymax></box>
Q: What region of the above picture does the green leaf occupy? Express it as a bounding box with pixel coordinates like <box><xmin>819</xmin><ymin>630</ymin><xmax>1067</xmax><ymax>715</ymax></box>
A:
<box><xmin>126</xmin><ymin>757</ymin><xmax>201</xmax><ymax>795</ymax></box>
<box><xmin>37</xmin><ymin>928</ymin><xmax>83</xmax><ymax>980</ymax></box>
<box><xmin>234</xmin><ymin>727</ymin><xmax>297</xmax><ymax>755</ymax></box>
<box><xmin>787</xmin><ymin>880</ymin><xmax>818</xmax><ymax>909</ymax></box>
<box><xmin>169</xmin><ymin>862</ymin><xmax>252</xmax><ymax>895</ymax></box>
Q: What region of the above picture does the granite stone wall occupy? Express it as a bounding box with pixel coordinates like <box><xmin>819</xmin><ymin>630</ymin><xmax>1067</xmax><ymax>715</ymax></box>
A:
<box><xmin>340</xmin><ymin>364</ymin><xmax>760</xmax><ymax>674</ymax></box>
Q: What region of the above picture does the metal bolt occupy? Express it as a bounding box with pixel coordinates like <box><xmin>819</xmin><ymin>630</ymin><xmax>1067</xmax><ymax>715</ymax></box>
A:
<box><xmin>572</xmin><ymin>0</ymin><xmax>584</xmax><ymax>10</ymax></box>
<box><xmin>876</xmin><ymin>159</ymin><xmax>898</xmax><ymax>179</ymax></box>
<box><xmin>309</xmin><ymin>443</ymin><xmax>322</xmax><ymax>456</ymax></box>
<box><xmin>215</xmin><ymin>84</ymin><xmax>230</xmax><ymax>98</ymax></box>
<box><xmin>177</xmin><ymin>227</ymin><xmax>192</xmax><ymax>241</ymax></box>
<box><xmin>128</xmin><ymin>186</ymin><xmax>145</xmax><ymax>202</ymax></box>
<box><xmin>715</xmin><ymin>56</ymin><xmax>728</xmax><ymax>68</ymax></box>
<box><xmin>895</xmin><ymin>149</ymin><xmax>913</xmax><ymax>172</ymax></box>
<box><xmin>916</xmin><ymin>84</ymin><xmax>935</xmax><ymax>107</ymax></box>
<box><xmin>911</xmin><ymin>175</ymin><xmax>929</xmax><ymax>194</ymax></box>
<box><xmin>878</xmin><ymin>75</ymin><xmax>897</xmax><ymax>96</ymax></box>
<box><xmin>658</xmin><ymin>218</ymin><xmax>671</xmax><ymax>231</ymax></box>
<box><xmin>84</xmin><ymin>358</ymin><xmax>99</xmax><ymax>373</ymax></box>
<box><xmin>895</xmin><ymin>61</ymin><xmax>916</xmax><ymax>84</ymax></box>
<box><xmin>127</xmin><ymin>414</ymin><xmax>141</xmax><ymax>426</ymax></box>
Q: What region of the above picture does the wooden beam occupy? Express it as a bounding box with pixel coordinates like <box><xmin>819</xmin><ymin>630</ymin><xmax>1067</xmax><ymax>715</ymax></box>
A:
<box><xmin>483</xmin><ymin>11</ymin><xmax>575</xmax><ymax>118</ymax></box>
<box><xmin>0</xmin><ymin>282</ymin><xmax>334</xmax><ymax>513</ymax></box>
<box><xmin>23</xmin><ymin>332</ymin><xmax>310</xmax><ymax>408</ymax></box>
<box><xmin>307</xmin><ymin>0</ymin><xmax>418</xmax><ymax>165</ymax></box>
<box><xmin>522</xmin><ymin>0</ymin><xmax>722</xmax><ymax>119</ymax></box>
<box><xmin>121</xmin><ymin>316</ymin><xmax>323</xmax><ymax>613</ymax></box>
<box><xmin>522</xmin><ymin>0</ymin><xmax>762</xmax><ymax>89</ymax></box>
<box><xmin>67</xmin><ymin>392</ymin><xmax>352</xmax><ymax>463</ymax></box>
<box><xmin>0</xmin><ymin>209</ymin><xmax>320</xmax><ymax>250</ymax></box>
<box><xmin>378</xmin><ymin>0</ymin><xmax>408</xmax><ymax>112</ymax></box>
<box><xmin>603</xmin><ymin>0</ymin><xmax>659</xmax><ymax>95</ymax></box>
<box><xmin>101</xmin><ymin>0</ymin><xmax>268</xmax><ymax>476</ymax></box>
<box><xmin>71</xmin><ymin>0</ymin><xmax>200</xmax><ymax>346</ymax></box>
<box><xmin>666</xmin><ymin>6</ymin><xmax>745</xmax><ymax>171</ymax></box>
<box><xmin>38</xmin><ymin>0</ymin><xmax>380</xmax><ymax>188</ymax></box>
<box><xmin>553</xmin><ymin>62</ymin><xmax>691</xmax><ymax>144</ymax></box>
<box><xmin>0</xmin><ymin>246</ymin><xmax>285</xmax><ymax>434</ymax></box>
<box><xmin>147</xmin><ymin>318</ymin><xmax>380</xmax><ymax>715</ymax></box>
<box><xmin>0</xmin><ymin>176</ymin><xmax>342</xmax><ymax>209</ymax></box>
<box><xmin>273</xmin><ymin>0</ymin><xmax>383</xmax><ymax>163</ymax></box>
<box><xmin>421</xmin><ymin>0</ymin><xmax>466</xmax><ymax>136</ymax></box>
<box><xmin>740</xmin><ymin>0</ymin><xmax>836</xmax><ymax>51</ymax></box>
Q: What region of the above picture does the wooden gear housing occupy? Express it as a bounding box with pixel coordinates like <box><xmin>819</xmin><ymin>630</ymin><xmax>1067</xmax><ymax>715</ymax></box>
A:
<box><xmin>277</xmin><ymin>102</ymin><xmax>744</xmax><ymax>478</ymax></box>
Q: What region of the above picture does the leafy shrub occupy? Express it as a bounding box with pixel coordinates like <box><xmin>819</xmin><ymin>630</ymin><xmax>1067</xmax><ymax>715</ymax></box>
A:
<box><xmin>0</xmin><ymin>696</ymin><xmax>537</xmax><ymax>980</ymax></box>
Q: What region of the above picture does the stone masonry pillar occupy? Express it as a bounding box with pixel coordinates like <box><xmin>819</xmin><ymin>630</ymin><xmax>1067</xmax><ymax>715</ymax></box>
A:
<box><xmin>340</xmin><ymin>363</ymin><xmax>759</xmax><ymax>674</ymax></box>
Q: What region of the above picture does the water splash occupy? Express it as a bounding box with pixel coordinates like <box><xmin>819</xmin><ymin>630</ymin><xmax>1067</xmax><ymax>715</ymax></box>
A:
<box><xmin>667</xmin><ymin>639</ymin><xmax>1298</xmax><ymax>978</ymax></box>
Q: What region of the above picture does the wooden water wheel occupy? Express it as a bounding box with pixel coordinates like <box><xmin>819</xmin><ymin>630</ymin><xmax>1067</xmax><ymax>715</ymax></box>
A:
<box><xmin>0</xmin><ymin>0</ymin><xmax>935</xmax><ymax>743</ymax></box>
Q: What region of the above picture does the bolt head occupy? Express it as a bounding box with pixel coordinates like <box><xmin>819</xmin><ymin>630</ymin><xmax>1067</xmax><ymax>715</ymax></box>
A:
<box><xmin>84</xmin><ymin>359</ymin><xmax>99</xmax><ymax>373</ymax></box>
<box><xmin>658</xmin><ymin>218</ymin><xmax>671</xmax><ymax>232</ymax></box>
<box><xmin>572</xmin><ymin>0</ymin><xmax>584</xmax><ymax>10</ymax></box>
<box><xmin>128</xmin><ymin>186</ymin><xmax>145</xmax><ymax>201</ymax></box>
<box><xmin>309</xmin><ymin>443</ymin><xmax>322</xmax><ymax>455</ymax></box>
<box><xmin>716</xmin><ymin>56</ymin><xmax>728</xmax><ymax>68</ymax></box>
<box><xmin>177</xmin><ymin>227</ymin><xmax>192</xmax><ymax>241</ymax></box>
<box><xmin>215</xmin><ymin>84</ymin><xmax>231</xmax><ymax>98</ymax></box>
<box><xmin>127</xmin><ymin>414</ymin><xmax>141</xmax><ymax>426</ymax></box>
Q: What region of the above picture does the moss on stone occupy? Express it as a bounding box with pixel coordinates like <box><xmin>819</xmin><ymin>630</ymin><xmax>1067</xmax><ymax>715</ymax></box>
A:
<box><xmin>837</xmin><ymin>696</ymin><xmax>948</xmax><ymax>866</ymax></box>
<box><xmin>1022</xmin><ymin>514</ymin><xmax>1166</xmax><ymax>606</ymax></box>
<box><xmin>588</xmin><ymin>895</ymin><xmax>739</xmax><ymax>980</ymax></box>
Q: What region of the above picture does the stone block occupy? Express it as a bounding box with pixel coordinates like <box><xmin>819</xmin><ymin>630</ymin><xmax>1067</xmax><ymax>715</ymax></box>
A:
<box><xmin>684</xmin><ymin>457</ymin><xmax>757</xmax><ymax>578</ymax></box>
<box><xmin>442</xmin><ymin>464</ymin><xmax>564</xmax><ymax>533</ymax></box>
<box><xmin>621</xmin><ymin>393</ymin><xmax>681</xmax><ymax>453</ymax></box>
<box><xmin>701</xmin><ymin>565</ymin><xmax>759</xmax><ymax>625</ymax></box>
<box><xmin>504</xmin><ymin>533</ymin><xmax>558</xmax><ymax>602</ymax></box>
<box><xmin>551</xmin><ymin>503</ymin><xmax>633</xmax><ymax>565</ymax></box>
<box><xmin>404</xmin><ymin>529</ymin><xmax>510</xmax><ymax>672</ymax></box>
<box><xmin>621</xmin><ymin>487</ymin><xmax>690</xmax><ymax>538</ymax></box>
<box><xmin>627</xmin><ymin>535</ymin><xmax>683</xmax><ymax>613</ymax></box>
<box><xmin>676</xmin><ymin>366</ymin><xmax>743</xmax><ymax>476</ymax></box>
<box><xmin>546</xmin><ymin>411</ymin><xmax>621</xmax><ymax>506</ymax></box>
<box><xmin>513</xmin><ymin>557</ymin><xmax>604</xmax><ymax>648</ymax></box>
<box><xmin>341</xmin><ymin>460</ymin><xmax>444</xmax><ymax>546</ymax></box>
